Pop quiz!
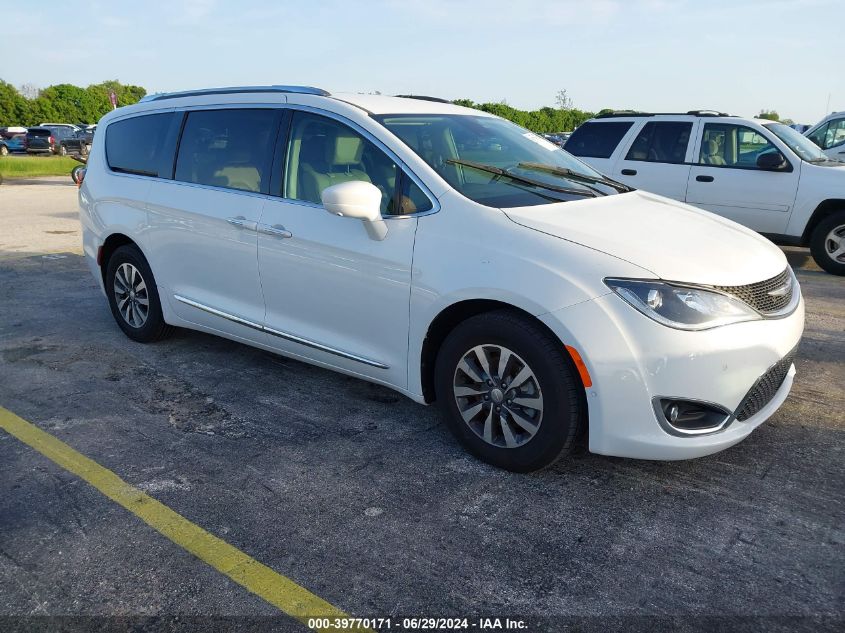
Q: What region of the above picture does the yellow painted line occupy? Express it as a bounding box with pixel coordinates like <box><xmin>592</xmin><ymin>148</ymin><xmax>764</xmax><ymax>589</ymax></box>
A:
<box><xmin>0</xmin><ymin>406</ymin><xmax>373</xmax><ymax>632</ymax></box>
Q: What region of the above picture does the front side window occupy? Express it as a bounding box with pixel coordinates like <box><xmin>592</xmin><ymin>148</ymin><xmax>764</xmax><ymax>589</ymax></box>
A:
<box><xmin>174</xmin><ymin>109</ymin><xmax>279</xmax><ymax>194</ymax></box>
<box><xmin>698</xmin><ymin>123</ymin><xmax>783</xmax><ymax>169</ymax></box>
<box><xmin>377</xmin><ymin>114</ymin><xmax>615</xmax><ymax>208</ymax></box>
<box><xmin>565</xmin><ymin>121</ymin><xmax>633</xmax><ymax>159</ymax></box>
<box><xmin>106</xmin><ymin>113</ymin><xmax>175</xmax><ymax>178</ymax></box>
<box><xmin>284</xmin><ymin>111</ymin><xmax>431</xmax><ymax>216</ymax></box>
<box><xmin>625</xmin><ymin>121</ymin><xmax>692</xmax><ymax>164</ymax></box>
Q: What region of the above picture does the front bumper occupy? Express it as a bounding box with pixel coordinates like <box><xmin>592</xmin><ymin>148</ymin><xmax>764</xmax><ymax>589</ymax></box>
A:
<box><xmin>540</xmin><ymin>290</ymin><xmax>805</xmax><ymax>460</ymax></box>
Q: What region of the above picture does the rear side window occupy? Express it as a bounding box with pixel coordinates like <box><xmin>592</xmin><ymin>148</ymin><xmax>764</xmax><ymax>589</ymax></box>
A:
<box><xmin>174</xmin><ymin>109</ymin><xmax>280</xmax><ymax>194</ymax></box>
<box><xmin>625</xmin><ymin>122</ymin><xmax>692</xmax><ymax>164</ymax></box>
<box><xmin>29</xmin><ymin>128</ymin><xmax>51</xmax><ymax>137</ymax></box>
<box><xmin>565</xmin><ymin>121</ymin><xmax>633</xmax><ymax>158</ymax></box>
<box><xmin>106</xmin><ymin>113</ymin><xmax>175</xmax><ymax>177</ymax></box>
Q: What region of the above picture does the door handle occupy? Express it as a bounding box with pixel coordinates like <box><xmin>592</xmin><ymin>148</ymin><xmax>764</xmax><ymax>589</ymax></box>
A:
<box><xmin>696</xmin><ymin>175</ymin><xmax>714</xmax><ymax>182</ymax></box>
<box><xmin>621</xmin><ymin>169</ymin><xmax>637</xmax><ymax>176</ymax></box>
<box><xmin>259</xmin><ymin>223</ymin><xmax>293</xmax><ymax>239</ymax></box>
<box><xmin>226</xmin><ymin>216</ymin><xmax>258</xmax><ymax>231</ymax></box>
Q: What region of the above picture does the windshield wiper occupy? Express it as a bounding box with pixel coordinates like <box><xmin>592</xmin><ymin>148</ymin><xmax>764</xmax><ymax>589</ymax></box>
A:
<box><xmin>517</xmin><ymin>162</ymin><xmax>635</xmax><ymax>193</ymax></box>
<box><xmin>446</xmin><ymin>159</ymin><xmax>596</xmax><ymax>198</ymax></box>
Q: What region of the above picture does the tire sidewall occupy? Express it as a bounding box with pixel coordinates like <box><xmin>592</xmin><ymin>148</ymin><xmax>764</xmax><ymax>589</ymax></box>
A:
<box><xmin>434</xmin><ymin>313</ymin><xmax>581</xmax><ymax>472</ymax></box>
<box><xmin>105</xmin><ymin>245</ymin><xmax>167</xmax><ymax>342</ymax></box>
<box><xmin>810</xmin><ymin>213</ymin><xmax>845</xmax><ymax>276</ymax></box>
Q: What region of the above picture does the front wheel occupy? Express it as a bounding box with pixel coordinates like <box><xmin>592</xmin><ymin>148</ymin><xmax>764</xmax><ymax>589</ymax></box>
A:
<box><xmin>810</xmin><ymin>212</ymin><xmax>845</xmax><ymax>276</ymax></box>
<box><xmin>434</xmin><ymin>310</ymin><xmax>585</xmax><ymax>472</ymax></box>
<box><xmin>105</xmin><ymin>245</ymin><xmax>173</xmax><ymax>342</ymax></box>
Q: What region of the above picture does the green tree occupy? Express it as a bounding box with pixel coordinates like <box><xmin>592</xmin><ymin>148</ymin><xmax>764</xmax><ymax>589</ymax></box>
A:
<box><xmin>756</xmin><ymin>110</ymin><xmax>780</xmax><ymax>121</ymax></box>
<box><xmin>0</xmin><ymin>80</ymin><xmax>30</xmax><ymax>126</ymax></box>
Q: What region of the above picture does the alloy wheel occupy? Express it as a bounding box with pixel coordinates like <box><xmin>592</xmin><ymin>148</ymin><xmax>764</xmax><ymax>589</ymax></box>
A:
<box><xmin>113</xmin><ymin>262</ymin><xmax>149</xmax><ymax>328</ymax></box>
<box><xmin>452</xmin><ymin>344</ymin><xmax>543</xmax><ymax>449</ymax></box>
<box><xmin>824</xmin><ymin>224</ymin><xmax>845</xmax><ymax>263</ymax></box>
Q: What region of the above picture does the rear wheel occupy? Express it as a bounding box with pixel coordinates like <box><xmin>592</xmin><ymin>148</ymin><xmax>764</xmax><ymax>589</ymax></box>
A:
<box><xmin>105</xmin><ymin>245</ymin><xmax>173</xmax><ymax>342</ymax></box>
<box><xmin>810</xmin><ymin>212</ymin><xmax>845</xmax><ymax>276</ymax></box>
<box><xmin>58</xmin><ymin>145</ymin><xmax>67</xmax><ymax>156</ymax></box>
<box><xmin>434</xmin><ymin>310</ymin><xmax>584</xmax><ymax>472</ymax></box>
<box><xmin>0</xmin><ymin>145</ymin><xmax>8</xmax><ymax>156</ymax></box>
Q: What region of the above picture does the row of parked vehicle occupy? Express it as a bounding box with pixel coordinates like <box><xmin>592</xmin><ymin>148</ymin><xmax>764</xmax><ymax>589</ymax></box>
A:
<box><xmin>0</xmin><ymin>123</ymin><xmax>96</xmax><ymax>157</ymax></box>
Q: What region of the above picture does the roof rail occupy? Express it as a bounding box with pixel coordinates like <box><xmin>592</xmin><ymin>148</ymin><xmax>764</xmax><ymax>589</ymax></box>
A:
<box><xmin>595</xmin><ymin>109</ymin><xmax>733</xmax><ymax>119</ymax></box>
<box><xmin>140</xmin><ymin>85</ymin><xmax>330</xmax><ymax>102</ymax></box>
<box><xmin>394</xmin><ymin>94</ymin><xmax>452</xmax><ymax>104</ymax></box>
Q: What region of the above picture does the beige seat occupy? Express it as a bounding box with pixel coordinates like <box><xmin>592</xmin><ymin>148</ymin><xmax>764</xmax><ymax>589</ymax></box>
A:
<box><xmin>299</xmin><ymin>131</ymin><xmax>371</xmax><ymax>203</ymax></box>
<box><xmin>700</xmin><ymin>139</ymin><xmax>726</xmax><ymax>166</ymax></box>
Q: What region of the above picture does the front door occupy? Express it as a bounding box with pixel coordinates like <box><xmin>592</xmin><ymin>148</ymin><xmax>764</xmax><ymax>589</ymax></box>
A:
<box><xmin>257</xmin><ymin>110</ymin><xmax>433</xmax><ymax>388</ymax></box>
<box><xmin>685</xmin><ymin>122</ymin><xmax>800</xmax><ymax>234</ymax></box>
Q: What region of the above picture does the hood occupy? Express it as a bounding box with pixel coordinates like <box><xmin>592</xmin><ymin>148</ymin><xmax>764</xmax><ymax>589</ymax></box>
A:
<box><xmin>503</xmin><ymin>191</ymin><xmax>787</xmax><ymax>286</ymax></box>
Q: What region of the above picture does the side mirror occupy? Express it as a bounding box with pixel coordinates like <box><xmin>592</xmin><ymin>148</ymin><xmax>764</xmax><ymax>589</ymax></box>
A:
<box><xmin>756</xmin><ymin>151</ymin><xmax>788</xmax><ymax>171</ymax></box>
<box><xmin>321</xmin><ymin>181</ymin><xmax>388</xmax><ymax>240</ymax></box>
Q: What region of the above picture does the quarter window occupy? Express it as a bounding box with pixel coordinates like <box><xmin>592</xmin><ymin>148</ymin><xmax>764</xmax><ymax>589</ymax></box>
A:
<box><xmin>565</xmin><ymin>121</ymin><xmax>633</xmax><ymax>158</ymax></box>
<box><xmin>698</xmin><ymin>123</ymin><xmax>779</xmax><ymax>169</ymax></box>
<box><xmin>625</xmin><ymin>122</ymin><xmax>692</xmax><ymax>164</ymax></box>
<box><xmin>284</xmin><ymin>111</ymin><xmax>430</xmax><ymax>216</ymax></box>
<box><xmin>106</xmin><ymin>113</ymin><xmax>175</xmax><ymax>177</ymax></box>
<box><xmin>812</xmin><ymin>118</ymin><xmax>845</xmax><ymax>150</ymax></box>
<box><xmin>174</xmin><ymin>109</ymin><xmax>279</xmax><ymax>194</ymax></box>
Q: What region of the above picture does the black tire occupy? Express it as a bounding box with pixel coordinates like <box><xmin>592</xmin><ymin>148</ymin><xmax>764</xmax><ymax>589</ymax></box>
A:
<box><xmin>58</xmin><ymin>145</ymin><xmax>67</xmax><ymax>156</ymax></box>
<box><xmin>105</xmin><ymin>244</ymin><xmax>173</xmax><ymax>342</ymax></box>
<box><xmin>71</xmin><ymin>165</ymin><xmax>84</xmax><ymax>184</ymax></box>
<box><xmin>0</xmin><ymin>145</ymin><xmax>8</xmax><ymax>156</ymax></box>
<box><xmin>434</xmin><ymin>309</ymin><xmax>584</xmax><ymax>472</ymax></box>
<box><xmin>809</xmin><ymin>211</ymin><xmax>845</xmax><ymax>276</ymax></box>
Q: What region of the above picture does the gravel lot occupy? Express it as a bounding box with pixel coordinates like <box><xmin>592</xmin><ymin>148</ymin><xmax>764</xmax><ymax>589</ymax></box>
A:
<box><xmin>0</xmin><ymin>178</ymin><xmax>842</xmax><ymax>632</ymax></box>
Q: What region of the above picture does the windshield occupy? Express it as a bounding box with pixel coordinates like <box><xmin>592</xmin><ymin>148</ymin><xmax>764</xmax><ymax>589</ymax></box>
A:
<box><xmin>375</xmin><ymin>114</ymin><xmax>619</xmax><ymax>208</ymax></box>
<box><xmin>764</xmin><ymin>122</ymin><xmax>828</xmax><ymax>162</ymax></box>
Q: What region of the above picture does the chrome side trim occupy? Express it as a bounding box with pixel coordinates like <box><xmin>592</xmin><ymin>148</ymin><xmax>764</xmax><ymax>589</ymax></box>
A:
<box><xmin>262</xmin><ymin>326</ymin><xmax>389</xmax><ymax>369</ymax></box>
<box><xmin>173</xmin><ymin>294</ymin><xmax>389</xmax><ymax>369</ymax></box>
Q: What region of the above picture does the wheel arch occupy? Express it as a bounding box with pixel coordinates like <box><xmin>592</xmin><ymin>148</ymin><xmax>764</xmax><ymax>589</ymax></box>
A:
<box><xmin>801</xmin><ymin>199</ymin><xmax>845</xmax><ymax>245</ymax></box>
<box><xmin>420</xmin><ymin>298</ymin><xmax>582</xmax><ymax>404</ymax></box>
<box><xmin>99</xmin><ymin>233</ymin><xmax>142</xmax><ymax>284</ymax></box>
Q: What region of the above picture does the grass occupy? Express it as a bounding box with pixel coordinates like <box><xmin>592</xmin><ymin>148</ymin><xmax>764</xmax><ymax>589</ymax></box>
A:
<box><xmin>0</xmin><ymin>155</ymin><xmax>81</xmax><ymax>180</ymax></box>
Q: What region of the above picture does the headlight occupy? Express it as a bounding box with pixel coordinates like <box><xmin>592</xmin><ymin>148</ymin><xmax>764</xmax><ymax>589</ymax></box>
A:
<box><xmin>604</xmin><ymin>278</ymin><xmax>760</xmax><ymax>330</ymax></box>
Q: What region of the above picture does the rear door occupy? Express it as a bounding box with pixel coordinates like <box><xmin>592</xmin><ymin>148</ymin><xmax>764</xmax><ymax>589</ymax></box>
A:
<box><xmin>144</xmin><ymin>107</ymin><xmax>283</xmax><ymax>339</ymax></box>
<box><xmin>609</xmin><ymin>120</ymin><xmax>697</xmax><ymax>200</ymax></box>
<box><xmin>685</xmin><ymin>122</ymin><xmax>800</xmax><ymax>233</ymax></box>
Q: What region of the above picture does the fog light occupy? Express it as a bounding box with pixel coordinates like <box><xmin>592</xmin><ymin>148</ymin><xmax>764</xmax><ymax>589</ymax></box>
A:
<box><xmin>653</xmin><ymin>398</ymin><xmax>732</xmax><ymax>436</ymax></box>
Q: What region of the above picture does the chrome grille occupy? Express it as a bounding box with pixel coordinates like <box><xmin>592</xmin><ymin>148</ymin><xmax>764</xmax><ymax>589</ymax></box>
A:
<box><xmin>713</xmin><ymin>268</ymin><xmax>794</xmax><ymax>315</ymax></box>
<box><xmin>735</xmin><ymin>347</ymin><xmax>797</xmax><ymax>421</ymax></box>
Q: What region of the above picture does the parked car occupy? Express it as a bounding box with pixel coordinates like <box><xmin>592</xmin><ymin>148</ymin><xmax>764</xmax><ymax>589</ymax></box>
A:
<box><xmin>25</xmin><ymin>127</ymin><xmax>56</xmax><ymax>154</ymax></box>
<box><xmin>80</xmin><ymin>87</ymin><xmax>804</xmax><ymax>472</ymax></box>
<box><xmin>27</xmin><ymin>125</ymin><xmax>90</xmax><ymax>156</ymax></box>
<box><xmin>564</xmin><ymin>110</ymin><xmax>845</xmax><ymax>275</ymax></box>
<box><xmin>5</xmin><ymin>134</ymin><xmax>26</xmax><ymax>153</ymax></box>
<box><xmin>804</xmin><ymin>111</ymin><xmax>845</xmax><ymax>162</ymax></box>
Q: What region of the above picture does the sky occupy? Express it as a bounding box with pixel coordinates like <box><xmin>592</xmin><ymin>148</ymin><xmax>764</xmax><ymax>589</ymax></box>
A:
<box><xmin>1</xmin><ymin>0</ymin><xmax>842</xmax><ymax>124</ymax></box>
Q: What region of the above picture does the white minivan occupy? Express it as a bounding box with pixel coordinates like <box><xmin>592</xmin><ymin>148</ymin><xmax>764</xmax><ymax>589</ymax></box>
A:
<box><xmin>565</xmin><ymin>111</ymin><xmax>845</xmax><ymax>275</ymax></box>
<box><xmin>79</xmin><ymin>87</ymin><xmax>804</xmax><ymax>471</ymax></box>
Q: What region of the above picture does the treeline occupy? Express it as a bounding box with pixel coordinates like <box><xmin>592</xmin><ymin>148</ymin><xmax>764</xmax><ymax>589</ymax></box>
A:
<box><xmin>452</xmin><ymin>99</ymin><xmax>595</xmax><ymax>133</ymax></box>
<box><xmin>0</xmin><ymin>79</ymin><xmax>597</xmax><ymax>132</ymax></box>
<box><xmin>0</xmin><ymin>80</ymin><xmax>146</xmax><ymax>126</ymax></box>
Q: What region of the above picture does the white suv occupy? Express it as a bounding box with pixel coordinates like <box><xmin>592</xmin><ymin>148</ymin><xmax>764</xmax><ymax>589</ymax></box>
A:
<box><xmin>565</xmin><ymin>111</ymin><xmax>845</xmax><ymax>275</ymax></box>
<box><xmin>79</xmin><ymin>87</ymin><xmax>804</xmax><ymax>471</ymax></box>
